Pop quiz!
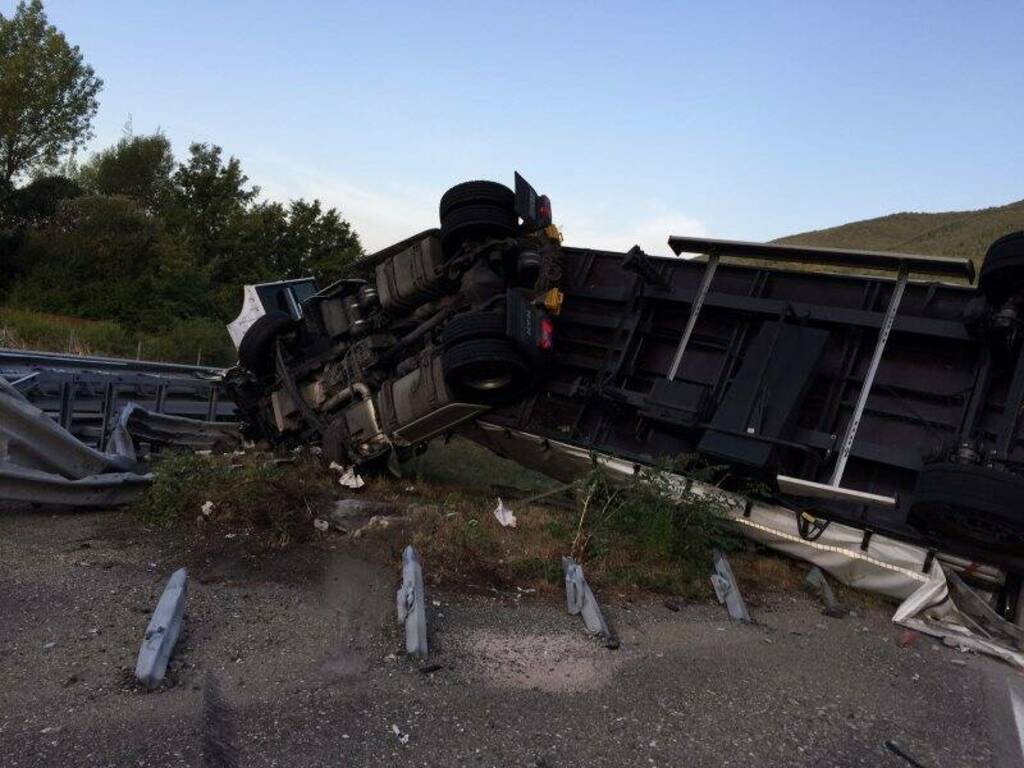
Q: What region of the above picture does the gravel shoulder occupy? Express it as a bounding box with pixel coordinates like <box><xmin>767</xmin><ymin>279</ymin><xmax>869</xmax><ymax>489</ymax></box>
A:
<box><xmin>0</xmin><ymin>505</ymin><xmax>1019</xmax><ymax>767</ymax></box>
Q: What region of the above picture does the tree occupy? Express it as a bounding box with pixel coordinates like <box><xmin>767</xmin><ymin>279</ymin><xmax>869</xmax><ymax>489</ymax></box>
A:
<box><xmin>10</xmin><ymin>195</ymin><xmax>211</xmax><ymax>329</ymax></box>
<box><xmin>78</xmin><ymin>133</ymin><xmax>175</xmax><ymax>213</ymax></box>
<box><xmin>171</xmin><ymin>143</ymin><xmax>258</xmax><ymax>278</ymax></box>
<box><xmin>275</xmin><ymin>199</ymin><xmax>362</xmax><ymax>284</ymax></box>
<box><xmin>2</xmin><ymin>173</ymin><xmax>82</xmax><ymax>226</ymax></box>
<box><xmin>0</xmin><ymin>174</ymin><xmax>81</xmax><ymax>295</ymax></box>
<box><xmin>0</xmin><ymin>1</ymin><xmax>102</xmax><ymax>182</ymax></box>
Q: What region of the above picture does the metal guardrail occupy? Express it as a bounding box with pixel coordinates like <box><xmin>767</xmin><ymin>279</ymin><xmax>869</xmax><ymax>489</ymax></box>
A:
<box><xmin>0</xmin><ymin>348</ymin><xmax>237</xmax><ymax>449</ymax></box>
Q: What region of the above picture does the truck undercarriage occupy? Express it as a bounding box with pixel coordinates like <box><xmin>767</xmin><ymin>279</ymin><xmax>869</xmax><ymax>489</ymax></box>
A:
<box><xmin>225</xmin><ymin>174</ymin><xmax>1024</xmax><ymax>579</ymax></box>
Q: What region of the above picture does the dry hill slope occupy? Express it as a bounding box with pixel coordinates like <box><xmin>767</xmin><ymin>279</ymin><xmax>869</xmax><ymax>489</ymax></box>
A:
<box><xmin>776</xmin><ymin>198</ymin><xmax>1024</xmax><ymax>269</ymax></box>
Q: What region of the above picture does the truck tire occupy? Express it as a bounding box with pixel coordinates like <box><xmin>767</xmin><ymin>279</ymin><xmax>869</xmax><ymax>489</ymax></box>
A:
<box><xmin>979</xmin><ymin>231</ymin><xmax>1024</xmax><ymax>303</ymax></box>
<box><xmin>442</xmin><ymin>338</ymin><xmax>532</xmax><ymax>405</ymax></box>
<box><xmin>908</xmin><ymin>462</ymin><xmax>1024</xmax><ymax>552</ymax></box>
<box><xmin>441</xmin><ymin>311</ymin><xmax>506</xmax><ymax>349</ymax></box>
<box><xmin>237</xmin><ymin>311</ymin><xmax>294</xmax><ymax>375</ymax></box>
<box><xmin>439</xmin><ymin>181</ymin><xmax>514</xmax><ymax>219</ymax></box>
<box><xmin>440</xmin><ymin>204</ymin><xmax>517</xmax><ymax>254</ymax></box>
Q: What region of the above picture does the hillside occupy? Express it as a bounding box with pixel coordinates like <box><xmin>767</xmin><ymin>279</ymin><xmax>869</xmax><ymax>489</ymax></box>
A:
<box><xmin>776</xmin><ymin>198</ymin><xmax>1024</xmax><ymax>269</ymax></box>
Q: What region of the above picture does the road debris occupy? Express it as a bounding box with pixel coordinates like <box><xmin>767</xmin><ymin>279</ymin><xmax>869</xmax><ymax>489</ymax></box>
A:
<box><xmin>396</xmin><ymin>545</ymin><xmax>428</xmax><ymax>657</ymax></box>
<box><xmin>135</xmin><ymin>567</ymin><xmax>188</xmax><ymax>689</ymax></box>
<box><xmin>329</xmin><ymin>462</ymin><xmax>365</xmax><ymax>489</ymax></box>
<box><xmin>897</xmin><ymin>629</ymin><xmax>919</xmax><ymax>648</ymax></box>
<box><xmin>562</xmin><ymin>556</ymin><xmax>618</xmax><ymax>648</ymax></box>
<box><xmin>710</xmin><ymin>549</ymin><xmax>751</xmax><ymax>623</ymax></box>
<box><xmin>885</xmin><ymin>739</ymin><xmax>931</xmax><ymax>768</ymax></box>
<box><xmin>894</xmin><ymin>566</ymin><xmax>1024</xmax><ymax>668</ymax></box>
<box><xmin>391</xmin><ymin>723</ymin><xmax>410</xmax><ymax>745</ymax></box>
<box><xmin>492</xmin><ymin>497</ymin><xmax>517</xmax><ymax>527</ymax></box>
<box><xmin>804</xmin><ymin>566</ymin><xmax>848</xmax><ymax>617</ymax></box>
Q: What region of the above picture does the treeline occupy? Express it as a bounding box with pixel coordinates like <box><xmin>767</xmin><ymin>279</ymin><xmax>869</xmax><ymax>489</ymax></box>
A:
<box><xmin>0</xmin><ymin>134</ymin><xmax>363</xmax><ymax>331</ymax></box>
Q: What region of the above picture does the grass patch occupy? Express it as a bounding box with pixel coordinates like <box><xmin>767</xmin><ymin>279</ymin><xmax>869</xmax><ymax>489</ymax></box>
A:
<box><xmin>0</xmin><ymin>305</ymin><xmax>236</xmax><ymax>366</ymax></box>
<box><xmin>401</xmin><ymin>437</ymin><xmax>557</xmax><ymax>494</ymax></box>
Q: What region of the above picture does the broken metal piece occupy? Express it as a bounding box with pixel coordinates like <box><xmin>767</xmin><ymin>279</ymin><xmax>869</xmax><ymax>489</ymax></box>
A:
<box><xmin>710</xmin><ymin>549</ymin><xmax>751</xmax><ymax>623</ymax></box>
<box><xmin>136</xmin><ymin>567</ymin><xmax>188</xmax><ymax>689</ymax></box>
<box><xmin>396</xmin><ymin>545</ymin><xmax>428</xmax><ymax>658</ymax></box>
<box><xmin>804</xmin><ymin>566</ymin><xmax>849</xmax><ymax>618</ymax></box>
<box><xmin>562</xmin><ymin>556</ymin><xmax>618</xmax><ymax>648</ymax></box>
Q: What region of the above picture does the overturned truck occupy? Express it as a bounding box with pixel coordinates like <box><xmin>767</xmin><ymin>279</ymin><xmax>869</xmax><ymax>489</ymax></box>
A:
<box><xmin>225</xmin><ymin>175</ymin><xmax>1024</xmax><ymax>601</ymax></box>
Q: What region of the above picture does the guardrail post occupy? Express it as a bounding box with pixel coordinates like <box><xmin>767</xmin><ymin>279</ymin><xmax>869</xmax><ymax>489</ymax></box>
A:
<box><xmin>396</xmin><ymin>546</ymin><xmax>428</xmax><ymax>657</ymax></box>
<box><xmin>98</xmin><ymin>382</ymin><xmax>117</xmax><ymax>451</ymax></box>
<box><xmin>136</xmin><ymin>568</ymin><xmax>188</xmax><ymax>688</ymax></box>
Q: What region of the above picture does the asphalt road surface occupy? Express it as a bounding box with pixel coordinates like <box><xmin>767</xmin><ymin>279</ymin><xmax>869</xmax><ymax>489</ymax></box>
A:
<box><xmin>1</xmin><ymin>506</ymin><xmax>1021</xmax><ymax>767</ymax></box>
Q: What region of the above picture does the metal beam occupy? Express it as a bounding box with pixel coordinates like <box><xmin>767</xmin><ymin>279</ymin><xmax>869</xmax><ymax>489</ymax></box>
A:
<box><xmin>667</xmin><ymin>235</ymin><xmax>975</xmax><ymax>281</ymax></box>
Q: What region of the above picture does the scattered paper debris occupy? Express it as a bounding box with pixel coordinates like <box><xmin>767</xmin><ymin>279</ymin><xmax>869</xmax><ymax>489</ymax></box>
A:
<box><xmin>330</xmin><ymin>462</ymin><xmax>366</xmax><ymax>489</ymax></box>
<box><xmin>312</xmin><ymin>518</ymin><xmax>329</xmax><ymax>532</ymax></box>
<box><xmin>201</xmin><ymin>500</ymin><xmax>214</xmax><ymax>517</ymax></box>
<box><xmin>492</xmin><ymin>498</ymin><xmax>517</xmax><ymax>528</ymax></box>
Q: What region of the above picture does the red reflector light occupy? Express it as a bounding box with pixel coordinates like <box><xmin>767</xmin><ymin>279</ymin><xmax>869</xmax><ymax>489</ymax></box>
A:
<box><xmin>537</xmin><ymin>195</ymin><xmax>552</xmax><ymax>226</ymax></box>
<box><xmin>539</xmin><ymin>317</ymin><xmax>554</xmax><ymax>351</ymax></box>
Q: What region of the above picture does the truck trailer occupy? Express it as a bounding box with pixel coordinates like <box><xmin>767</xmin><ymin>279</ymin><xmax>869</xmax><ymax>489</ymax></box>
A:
<box><xmin>224</xmin><ymin>174</ymin><xmax>1024</xmax><ymax>603</ymax></box>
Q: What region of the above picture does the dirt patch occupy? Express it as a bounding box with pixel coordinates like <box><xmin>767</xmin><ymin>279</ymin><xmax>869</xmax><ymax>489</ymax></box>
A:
<box><xmin>462</xmin><ymin>628</ymin><xmax>621</xmax><ymax>693</ymax></box>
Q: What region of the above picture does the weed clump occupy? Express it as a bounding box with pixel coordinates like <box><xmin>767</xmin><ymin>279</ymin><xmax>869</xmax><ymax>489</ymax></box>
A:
<box><xmin>134</xmin><ymin>451</ymin><xmax>335</xmax><ymax>547</ymax></box>
<box><xmin>566</xmin><ymin>457</ymin><xmax>741</xmax><ymax>594</ymax></box>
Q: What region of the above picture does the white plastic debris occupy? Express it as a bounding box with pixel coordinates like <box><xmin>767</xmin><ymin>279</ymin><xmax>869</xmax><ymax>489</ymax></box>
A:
<box><xmin>201</xmin><ymin>500</ymin><xmax>214</xmax><ymax>517</ymax></box>
<box><xmin>894</xmin><ymin>566</ymin><xmax>1024</xmax><ymax>668</ymax></box>
<box><xmin>329</xmin><ymin>462</ymin><xmax>366</xmax><ymax>489</ymax></box>
<box><xmin>492</xmin><ymin>498</ymin><xmax>517</xmax><ymax>528</ymax></box>
<box><xmin>312</xmin><ymin>518</ymin><xmax>329</xmax><ymax>532</ymax></box>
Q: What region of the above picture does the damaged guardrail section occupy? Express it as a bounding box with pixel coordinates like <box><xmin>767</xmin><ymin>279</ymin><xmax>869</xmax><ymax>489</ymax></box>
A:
<box><xmin>0</xmin><ymin>375</ymin><xmax>152</xmax><ymax>505</ymax></box>
<box><xmin>1</xmin><ymin>370</ymin><xmax>241</xmax><ymax>507</ymax></box>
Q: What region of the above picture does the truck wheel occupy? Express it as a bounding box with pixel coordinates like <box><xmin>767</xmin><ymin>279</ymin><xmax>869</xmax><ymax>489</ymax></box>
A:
<box><xmin>440</xmin><ymin>204</ymin><xmax>517</xmax><ymax>254</ymax></box>
<box><xmin>978</xmin><ymin>231</ymin><xmax>1024</xmax><ymax>303</ymax></box>
<box><xmin>237</xmin><ymin>311</ymin><xmax>294</xmax><ymax>374</ymax></box>
<box><xmin>908</xmin><ymin>462</ymin><xmax>1024</xmax><ymax>552</ymax></box>
<box><xmin>441</xmin><ymin>311</ymin><xmax>506</xmax><ymax>349</ymax></box>
<box><xmin>442</xmin><ymin>338</ymin><xmax>532</xmax><ymax>405</ymax></box>
<box><xmin>439</xmin><ymin>180</ymin><xmax>514</xmax><ymax>219</ymax></box>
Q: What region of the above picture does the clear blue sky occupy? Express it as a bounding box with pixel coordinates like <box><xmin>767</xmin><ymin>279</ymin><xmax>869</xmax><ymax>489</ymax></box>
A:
<box><xmin>29</xmin><ymin>1</ymin><xmax>1024</xmax><ymax>253</ymax></box>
